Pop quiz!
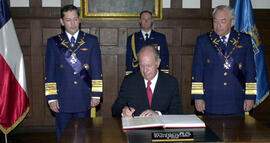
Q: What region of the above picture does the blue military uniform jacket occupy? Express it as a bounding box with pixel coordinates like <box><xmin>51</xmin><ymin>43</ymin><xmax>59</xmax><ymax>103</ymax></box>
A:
<box><xmin>45</xmin><ymin>31</ymin><xmax>103</xmax><ymax>113</ymax></box>
<box><xmin>126</xmin><ymin>30</ymin><xmax>169</xmax><ymax>75</ymax></box>
<box><xmin>191</xmin><ymin>29</ymin><xmax>257</xmax><ymax>114</ymax></box>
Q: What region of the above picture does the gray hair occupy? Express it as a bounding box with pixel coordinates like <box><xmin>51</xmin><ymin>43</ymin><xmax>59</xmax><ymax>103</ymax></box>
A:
<box><xmin>138</xmin><ymin>45</ymin><xmax>160</xmax><ymax>62</ymax></box>
<box><xmin>212</xmin><ymin>5</ymin><xmax>235</xmax><ymax>20</ymax></box>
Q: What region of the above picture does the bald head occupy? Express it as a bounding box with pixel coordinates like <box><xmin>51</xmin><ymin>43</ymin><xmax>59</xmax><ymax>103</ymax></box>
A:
<box><xmin>138</xmin><ymin>45</ymin><xmax>160</xmax><ymax>62</ymax></box>
<box><xmin>138</xmin><ymin>45</ymin><xmax>161</xmax><ymax>81</ymax></box>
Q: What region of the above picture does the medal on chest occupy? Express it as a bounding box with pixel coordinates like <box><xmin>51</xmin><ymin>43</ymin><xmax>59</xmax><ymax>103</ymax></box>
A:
<box><xmin>70</xmin><ymin>53</ymin><xmax>77</xmax><ymax>64</ymax></box>
<box><xmin>70</xmin><ymin>42</ymin><xmax>75</xmax><ymax>48</ymax></box>
<box><xmin>224</xmin><ymin>59</ymin><xmax>231</xmax><ymax>69</ymax></box>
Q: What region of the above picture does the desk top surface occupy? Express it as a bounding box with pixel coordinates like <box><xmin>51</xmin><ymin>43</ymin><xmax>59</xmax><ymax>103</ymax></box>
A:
<box><xmin>60</xmin><ymin>115</ymin><xmax>270</xmax><ymax>143</ymax></box>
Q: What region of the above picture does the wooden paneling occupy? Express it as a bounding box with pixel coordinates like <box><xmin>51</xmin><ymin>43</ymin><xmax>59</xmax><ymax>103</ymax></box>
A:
<box><xmin>260</xmin><ymin>29</ymin><xmax>270</xmax><ymax>47</ymax></box>
<box><xmin>182</xmin><ymin>28</ymin><xmax>200</xmax><ymax>46</ymax></box>
<box><xmin>42</xmin><ymin>28</ymin><xmax>61</xmax><ymax>46</ymax></box>
<box><xmin>156</xmin><ymin>28</ymin><xmax>174</xmax><ymax>46</ymax></box>
<box><xmin>100</xmin><ymin>28</ymin><xmax>118</xmax><ymax>46</ymax></box>
<box><xmin>10</xmin><ymin>0</ymin><xmax>270</xmax><ymax>127</ymax></box>
<box><xmin>101</xmin><ymin>55</ymin><xmax>118</xmax><ymax>116</ymax></box>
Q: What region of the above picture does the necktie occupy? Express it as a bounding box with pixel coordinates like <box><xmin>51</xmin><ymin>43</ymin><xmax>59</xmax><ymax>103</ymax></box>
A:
<box><xmin>145</xmin><ymin>33</ymin><xmax>149</xmax><ymax>41</ymax></box>
<box><xmin>221</xmin><ymin>36</ymin><xmax>227</xmax><ymax>45</ymax></box>
<box><xmin>147</xmin><ymin>80</ymin><xmax>153</xmax><ymax>107</ymax></box>
<box><xmin>71</xmin><ymin>36</ymin><xmax>75</xmax><ymax>47</ymax></box>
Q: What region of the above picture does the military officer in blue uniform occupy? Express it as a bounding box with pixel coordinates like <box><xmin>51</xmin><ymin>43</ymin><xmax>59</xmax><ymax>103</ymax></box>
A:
<box><xmin>191</xmin><ymin>5</ymin><xmax>256</xmax><ymax>115</ymax></box>
<box><xmin>126</xmin><ymin>10</ymin><xmax>169</xmax><ymax>75</ymax></box>
<box><xmin>44</xmin><ymin>5</ymin><xmax>102</xmax><ymax>140</ymax></box>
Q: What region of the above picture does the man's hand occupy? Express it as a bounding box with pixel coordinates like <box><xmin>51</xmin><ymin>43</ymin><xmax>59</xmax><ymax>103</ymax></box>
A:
<box><xmin>122</xmin><ymin>106</ymin><xmax>135</xmax><ymax>117</ymax></box>
<box><xmin>195</xmin><ymin>99</ymin><xmax>205</xmax><ymax>114</ymax></box>
<box><xmin>49</xmin><ymin>101</ymin><xmax>60</xmax><ymax>113</ymax></box>
<box><xmin>140</xmin><ymin>109</ymin><xmax>158</xmax><ymax>117</ymax></box>
<box><xmin>91</xmin><ymin>98</ymin><xmax>100</xmax><ymax>107</ymax></box>
<box><xmin>244</xmin><ymin>99</ymin><xmax>254</xmax><ymax>112</ymax></box>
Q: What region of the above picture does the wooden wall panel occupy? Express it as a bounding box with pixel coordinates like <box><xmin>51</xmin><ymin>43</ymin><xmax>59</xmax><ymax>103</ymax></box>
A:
<box><xmin>9</xmin><ymin>0</ymin><xmax>270</xmax><ymax>127</ymax></box>
<box><xmin>260</xmin><ymin>29</ymin><xmax>270</xmax><ymax>47</ymax></box>
<box><xmin>16</xmin><ymin>28</ymin><xmax>31</xmax><ymax>46</ymax></box>
<box><xmin>100</xmin><ymin>55</ymin><xmax>118</xmax><ymax>116</ymax></box>
<box><xmin>182</xmin><ymin>28</ymin><xmax>200</xmax><ymax>46</ymax></box>
<box><xmin>156</xmin><ymin>28</ymin><xmax>174</xmax><ymax>46</ymax></box>
<box><xmin>100</xmin><ymin>28</ymin><xmax>118</xmax><ymax>46</ymax></box>
<box><xmin>42</xmin><ymin>28</ymin><xmax>61</xmax><ymax>46</ymax></box>
<box><xmin>181</xmin><ymin>55</ymin><xmax>194</xmax><ymax>114</ymax></box>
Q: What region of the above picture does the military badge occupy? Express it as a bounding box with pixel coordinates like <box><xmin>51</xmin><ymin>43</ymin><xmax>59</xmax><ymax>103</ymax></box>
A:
<box><xmin>152</xmin><ymin>44</ymin><xmax>160</xmax><ymax>51</ymax></box>
<box><xmin>84</xmin><ymin>64</ymin><xmax>89</xmax><ymax>70</ymax></box>
<box><xmin>81</xmin><ymin>48</ymin><xmax>88</xmax><ymax>51</ymax></box>
<box><xmin>224</xmin><ymin>59</ymin><xmax>231</xmax><ymax>69</ymax></box>
<box><xmin>70</xmin><ymin>43</ymin><xmax>75</xmax><ymax>48</ymax></box>
<box><xmin>70</xmin><ymin>53</ymin><xmax>77</xmax><ymax>64</ymax></box>
<box><xmin>239</xmin><ymin>62</ymin><xmax>242</xmax><ymax>69</ymax></box>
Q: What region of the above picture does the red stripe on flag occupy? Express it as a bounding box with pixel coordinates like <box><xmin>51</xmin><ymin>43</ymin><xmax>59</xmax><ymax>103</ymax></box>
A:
<box><xmin>0</xmin><ymin>54</ymin><xmax>29</xmax><ymax>132</ymax></box>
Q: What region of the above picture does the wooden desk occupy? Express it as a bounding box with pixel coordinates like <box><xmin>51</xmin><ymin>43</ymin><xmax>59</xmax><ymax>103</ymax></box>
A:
<box><xmin>60</xmin><ymin>115</ymin><xmax>270</xmax><ymax>143</ymax></box>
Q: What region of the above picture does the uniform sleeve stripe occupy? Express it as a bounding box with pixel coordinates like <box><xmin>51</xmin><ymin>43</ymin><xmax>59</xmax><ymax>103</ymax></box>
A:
<box><xmin>45</xmin><ymin>82</ymin><xmax>57</xmax><ymax>96</ymax></box>
<box><xmin>245</xmin><ymin>83</ymin><xmax>257</xmax><ymax>95</ymax></box>
<box><xmin>191</xmin><ymin>82</ymin><xmax>204</xmax><ymax>95</ymax></box>
<box><xmin>92</xmin><ymin>80</ymin><xmax>103</xmax><ymax>92</ymax></box>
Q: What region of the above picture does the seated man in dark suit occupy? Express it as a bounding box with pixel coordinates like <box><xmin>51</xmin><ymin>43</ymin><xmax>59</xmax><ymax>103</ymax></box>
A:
<box><xmin>112</xmin><ymin>45</ymin><xmax>183</xmax><ymax>117</ymax></box>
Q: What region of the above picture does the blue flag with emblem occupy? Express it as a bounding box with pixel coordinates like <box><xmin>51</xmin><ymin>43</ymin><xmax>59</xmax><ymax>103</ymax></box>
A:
<box><xmin>233</xmin><ymin>0</ymin><xmax>269</xmax><ymax>107</ymax></box>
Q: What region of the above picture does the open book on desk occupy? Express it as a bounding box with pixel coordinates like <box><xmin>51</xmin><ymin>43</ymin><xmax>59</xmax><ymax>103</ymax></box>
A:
<box><xmin>122</xmin><ymin>114</ymin><xmax>206</xmax><ymax>130</ymax></box>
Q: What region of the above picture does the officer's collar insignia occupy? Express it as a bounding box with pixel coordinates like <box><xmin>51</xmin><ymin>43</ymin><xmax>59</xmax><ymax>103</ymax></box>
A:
<box><xmin>80</xmin><ymin>48</ymin><xmax>88</xmax><ymax>51</ymax></box>
<box><xmin>58</xmin><ymin>34</ymin><xmax>70</xmax><ymax>49</ymax></box>
<box><xmin>212</xmin><ymin>38</ymin><xmax>219</xmax><ymax>45</ymax></box>
<box><xmin>58</xmin><ymin>32</ymin><xmax>86</xmax><ymax>53</ymax></box>
<box><xmin>208</xmin><ymin>31</ymin><xmax>240</xmax><ymax>60</ymax></box>
<box><xmin>77</xmin><ymin>38</ymin><xmax>85</xmax><ymax>47</ymax></box>
<box><xmin>231</xmin><ymin>38</ymin><xmax>239</xmax><ymax>46</ymax></box>
<box><xmin>60</xmin><ymin>40</ymin><xmax>69</xmax><ymax>49</ymax></box>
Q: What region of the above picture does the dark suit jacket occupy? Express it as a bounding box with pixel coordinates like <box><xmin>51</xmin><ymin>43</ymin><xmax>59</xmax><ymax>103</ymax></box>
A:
<box><xmin>112</xmin><ymin>71</ymin><xmax>183</xmax><ymax>117</ymax></box>
<box><xmin>45</xmin><ymin>31</ymin><xmax>103</xmax><ymax>113</ymax></box>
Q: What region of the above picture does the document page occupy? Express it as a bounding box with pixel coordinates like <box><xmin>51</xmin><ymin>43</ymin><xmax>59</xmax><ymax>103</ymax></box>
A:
<box><xmin>162</xmin><ymin>115</ymin><xmax>206</xmax><ymax>128</ymax></box>
<box><xmin>122</xmin><ymin>116</ymin><xmax>163</xmax><ymax>129</ymax></box>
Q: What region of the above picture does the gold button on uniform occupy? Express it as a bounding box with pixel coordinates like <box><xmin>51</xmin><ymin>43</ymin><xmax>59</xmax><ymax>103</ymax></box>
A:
<box><xmin>74</xmin><ymin>81</ymin><xmax>78</xmax><ymax>84</ymax></box>
<box><xmin>224</xmin><ymin>72</ymin><xmax>228</xmax><ymax>76</ymax></box>
<box><xmin>74</xmin><ymin>72</ymin><xmax>77</xmax><ymax>75</ymax></box>
<box><xmin>224</xmin><ymin>82</ymin><xmax>227</xmax><ymax>86</ymax></box>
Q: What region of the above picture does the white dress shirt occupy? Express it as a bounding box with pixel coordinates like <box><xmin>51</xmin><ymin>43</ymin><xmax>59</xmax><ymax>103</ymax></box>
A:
<box><xmin>141</xmin><ymin>30</ymin><xmax>152</xmax><ymax>40</ymax></box>
<box><xmin>66</xmin><ymin>30</ymin><xmax>79</xmax><ymax>42</ymax></box>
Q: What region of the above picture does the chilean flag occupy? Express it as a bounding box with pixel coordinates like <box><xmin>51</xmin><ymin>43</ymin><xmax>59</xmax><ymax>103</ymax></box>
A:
<box><xmin>0</xmin><ymin>0</ymin><xmax>29</xmax><ymax>134</ymax></box>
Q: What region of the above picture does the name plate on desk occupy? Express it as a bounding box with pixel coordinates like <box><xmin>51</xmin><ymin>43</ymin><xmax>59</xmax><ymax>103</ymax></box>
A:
<box><xmin>152</xmin><ymin>131</ymin><xmax>194</xmax><ymax>142</ymax></box>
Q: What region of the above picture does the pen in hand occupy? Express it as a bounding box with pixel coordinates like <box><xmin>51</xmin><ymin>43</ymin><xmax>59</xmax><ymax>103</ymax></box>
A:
<box><xmin>126</xmin><ymin>103</ymin><xmax>134</xmax><ymax>118</ymax></box>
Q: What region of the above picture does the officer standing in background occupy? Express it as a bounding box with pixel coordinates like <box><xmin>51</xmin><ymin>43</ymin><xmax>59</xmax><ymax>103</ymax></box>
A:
<box><xmin>191</xmin><ymin>5</ymin><xmax>256</xmax><ymax>115</ymax></box>
<box><xmin>44</xmin><ymin>4</ymin><xmax>103</xmax><ymax>140</ymax></box>
<box><xmin>125</xmin><ymin>10</ymin><xmax>169</xmax><ymax>75</ymax></box>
